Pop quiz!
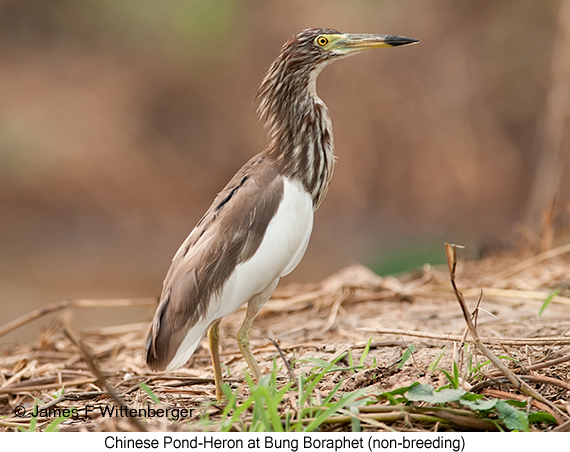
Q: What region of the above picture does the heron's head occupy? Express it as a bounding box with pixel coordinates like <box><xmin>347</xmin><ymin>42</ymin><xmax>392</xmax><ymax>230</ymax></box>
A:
<box><xmin>257</xmin><ymin>28</ymin><xmax>418</xmax><ymax>129</ymax></box>
<box><xmin>278</xmin><ymin>28</ymin><xmax>419</xmax><ymax>70</ymax></box>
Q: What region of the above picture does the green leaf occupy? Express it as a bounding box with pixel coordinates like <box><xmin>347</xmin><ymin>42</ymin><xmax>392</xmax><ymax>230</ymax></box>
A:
<box><xmin>459</xmin><ymin>392</ymin><xmax>484</xmax><ymax>401</ymax></box>
<box><xmin>460</xmin><ymin>398</ymin><xmax>498</xmax><ymax>411</ymax></box>
<box><xmin>379</xmin><ymin>385</ymin><xmax>412</xmax><ymax>405</ymax></box>
<box><xmin>504</xmin><ymin>399</ymin><xmax>527</xmax><ymax>408</ymax></box>
<box><xmin>496</xmin><ymin>400</ymin><xmax>529</xmax><ymax>431</ymax></box>
<box><xmin>407</xmin><ymin>383</ymin><xmax>465</xmax><ymax>403</ymax></box>
<box><xmin>379</xmin><ymin>385</ymin><xmax>413</xmax><ymax>398</ymax></box>
<box><xmin>528</xmin><ymin>411</ymin><xmax>557</xmax><ymax>425</ymax></box>
<box><xmin>539</xmin><ymin>289</ymin><xmax>560</xmax><ymax>316</ymax></box>
<box><xmin>397</xmin><ymin>343</ymin><xmax>416</xmax><ymax>369</ymax></box>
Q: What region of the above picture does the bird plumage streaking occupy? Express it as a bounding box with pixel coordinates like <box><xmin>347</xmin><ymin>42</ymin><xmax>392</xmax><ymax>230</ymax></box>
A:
<box><xmin>145</xmin><ymin>28</ymin><xmax>418</xmax><ymax>399</ymax></box>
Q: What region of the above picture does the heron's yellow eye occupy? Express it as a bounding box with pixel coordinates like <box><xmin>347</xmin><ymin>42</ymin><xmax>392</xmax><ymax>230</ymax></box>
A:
<box><xmin>315</xmin><ymin>36</ymin><xmax>329</xmax><ymax>47</ymax></box>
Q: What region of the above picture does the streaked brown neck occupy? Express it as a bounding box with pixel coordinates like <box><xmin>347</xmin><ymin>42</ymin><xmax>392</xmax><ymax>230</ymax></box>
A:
<box><xmin>257</xmin><ymin>59</ymin><xmax>334</xmax><ymax>209</ymax></box>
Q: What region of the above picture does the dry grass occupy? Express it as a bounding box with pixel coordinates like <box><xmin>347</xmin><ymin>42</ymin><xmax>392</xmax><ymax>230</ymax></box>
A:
<box><xmin>1</xmin><ymin>246</ymin><xmax>570</xmax><ymax>431</ymax></box>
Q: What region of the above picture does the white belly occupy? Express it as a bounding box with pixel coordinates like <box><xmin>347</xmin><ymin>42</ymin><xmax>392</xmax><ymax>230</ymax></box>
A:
<box><xmin>166</xmin><ymin>178</ymin><xmax>313</xmax><ymax>370</ymax></box>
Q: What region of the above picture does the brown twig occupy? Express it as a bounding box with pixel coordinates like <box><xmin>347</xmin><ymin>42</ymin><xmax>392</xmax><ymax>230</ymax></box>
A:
<box><xmin>473</xmin><ymin>375</ymin><xmax>570</xmax><ymax>393</ymax></box>
<box><xmin>444</xmin><ymin>242</ymin><xmax>569</xmax><ymax>423</ymax></box>
<box><xmin>553</xmin><ymin>420</ymin><xmax>570</xmax><ymax>432</ymax></box>
<box><xmin>297</xmin><ymin>407</ymin><xmax>499</xmax><ymax>430</ymax></box>
<box><xmin>527</xmin><ymin>353</ymin><xmax>570</xmax><ymax>371</ymax></box>
<box><xmin>461</xmin><ymin>287</ymin><xmax>570</xmax><ymax>307</ymax></box>
<box><xmin>481</xmin><ymin>388</ymin><xmax>565</xmax><ymax>425</ymax></box>
<box><xmin>0</xmin><ymin>298</ymin><xmax>156</xmax><ymax>339</ymax></box>
<box><xmin>42</xmin><ymin>391</ymin><xmax>106</xmax><ymax>406</ymax></box>
<box><xmin>321</xmin><ymin>287</ymin><xmax>350</xmax><ymax>332</ymax></box>
<box><xmin>352</xmin><ymin>340</ymin><xmax>407</xmax><ymax>349</ymax></box>
<box><xmin>268</xmin><ymin>337</ymin><xmax>295</xmax><ymax>382</ymax></box>
<box><xmin>358</xmin><ymin>327</ymin><xmax>570</xmax><ymax>346</ymax></box>
<box><xmin>61</xmin><ymin>313</ymin><xmax>147</xmax><ymax>432</ymax></box>
<box><xmin>0</xmin><ymin>378</ymin><xmax>95</xmax><ymax>395</ymax></box>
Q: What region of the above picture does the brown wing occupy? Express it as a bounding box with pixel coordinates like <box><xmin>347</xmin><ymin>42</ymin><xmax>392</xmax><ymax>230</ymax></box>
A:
<box><xmin>146</xmin><ymin>154</ymin><xmax>284</xmax><ymax>370</ymax></box>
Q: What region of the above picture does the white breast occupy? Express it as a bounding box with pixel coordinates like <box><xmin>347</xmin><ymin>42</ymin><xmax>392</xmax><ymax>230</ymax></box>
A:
<box><xmin>214</xmin><ymin>177</ymin><xmax>314</xmax><ymax>318</ymax></box>
<box><xmin>166</xmin><ymin>177</ymin><xmax>313</xmax><ymax>370</ymax></box>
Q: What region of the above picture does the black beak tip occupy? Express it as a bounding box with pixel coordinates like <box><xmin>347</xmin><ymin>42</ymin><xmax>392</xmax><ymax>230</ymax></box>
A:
<box><xmin>387</xmin><ymin>36</ymin><xmax>420</xmax><ymax>47</ymax></box>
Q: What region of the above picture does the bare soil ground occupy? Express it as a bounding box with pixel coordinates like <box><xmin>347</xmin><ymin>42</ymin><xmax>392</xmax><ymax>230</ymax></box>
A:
<box><xmin>1</xmin><ymin>247</ymin><xmax>570</xmax><ymax>432</ymax></box>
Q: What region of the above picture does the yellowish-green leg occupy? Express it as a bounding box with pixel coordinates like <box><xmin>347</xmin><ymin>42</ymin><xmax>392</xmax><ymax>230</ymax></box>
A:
<box><xmin>237</xmin><ymin>296</ymin><xmax>267</xmax><ymax>381</ymax></box>
<box><xmin>207</xmin><ymin>319</ymin><xmax>224</xmax><ymax>400</ymax></box>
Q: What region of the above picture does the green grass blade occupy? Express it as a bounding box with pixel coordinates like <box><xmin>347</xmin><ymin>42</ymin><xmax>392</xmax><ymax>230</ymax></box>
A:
<box><xmin>428</xmin><ymin>346</ymin><xmax>446</xmax><ymax>372</ymax></box>
<box><xmin>300</xmin><ymin>357</ymin><xmax>335</xmax><ymax>369</ymax></box>
<box><xmin>299</xmin><ymin>360</ymin><xmax>339</xmax><ymax>406</ymax></box>
<box><xmin>140</xmin><ymin>382</ymin><xmax>161</xmax><ymax>405</ymax></box>
<box><xmin>251</xmin><ymin>388</ymin><xmax>271</xmax><ymax>431</ymax></box>
<box><xmin>45</xmin><ymin>414</ymin><xmax>71</xmax><ymax>432</ymax></box>
<box><xmin>322</xmin><ymin>379</ymin><xmax>345</xmax><ymax>405</ymax></box>
<box><xmin>359</xmin><ymin>338</ymin><xmax>373</xmax><ymax>368</ymax></box>
<box><xmin>331</xmin><ymin>351</ymin><xmax>349</xmax><ymax>365</ymax></box>
<box><xmin>350</xmin><ymin>405</ymin><xmax>361</xmax><ymax>432</ymax></box>
<box><xmin>539</xmin><ymin>289</ymin><xmax>560</xmax><ymax>316</ymax></box>
<box><xmin>452</xmin><ymin>360</ymin><xmax>459</xmax><ymax>388</ymax></box>
<box><xmin>305</xmin><ymin>389</ymin><xmax>369</xmax><ymax>432</ymax></box>
<box><xmin>257</xmin><ymin>386</ymin><xmax>283</xmax><ymax>432</ymax></box>
<box><xmin>438</xmin><ymin>369</ymin><xmax>455</xmax><ymax>388</ymax></box>
<box><xmin>26</xmin><ymin>399</ymin><xmax>39</xmax><ymax>432</ymax></box>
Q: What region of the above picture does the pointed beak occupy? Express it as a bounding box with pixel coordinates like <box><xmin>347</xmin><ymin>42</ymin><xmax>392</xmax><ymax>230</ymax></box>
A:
<box><xmin>333</xmin><ymin>34</ymin><xmax>419</xmax><ymax>54</ymax></box>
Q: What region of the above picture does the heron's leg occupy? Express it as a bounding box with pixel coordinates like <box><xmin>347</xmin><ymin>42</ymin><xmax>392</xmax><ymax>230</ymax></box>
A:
<box><xmin>237</xmin><ymin>281</ymin><xmax>279</xmax><ymax>381</ymax></box>
<box><xmin>237</xmin><ymin>303</ymin><xmax>263</xmax><ymax>381</ymax></box>
<box><xmin>207</xmin><ymin>319</ymin><xmax>224</xmax><ymax>400</ymax></box>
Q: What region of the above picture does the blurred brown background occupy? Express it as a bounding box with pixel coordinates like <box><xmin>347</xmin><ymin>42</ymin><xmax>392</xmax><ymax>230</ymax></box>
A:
<box><xmin>1</xmin><ymin>0</ymin><xmax>569</xmax><ymax>344</ymax></box>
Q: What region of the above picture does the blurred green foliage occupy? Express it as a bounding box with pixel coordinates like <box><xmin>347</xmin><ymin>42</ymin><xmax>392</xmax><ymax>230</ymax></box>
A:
<box><xmin>369</xmin><ymin>241</ymin><xmax>448</xmax><ymax>276</ymax></box>
<box><xmin>99</xmin><ymin>0</ymin><xmax>237</xmax><ymax>55</ymax></box>
<box><xmin>0</xmin><ymin>0</ymin><xmax>238</xmax><ymax>58</ymax></box>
